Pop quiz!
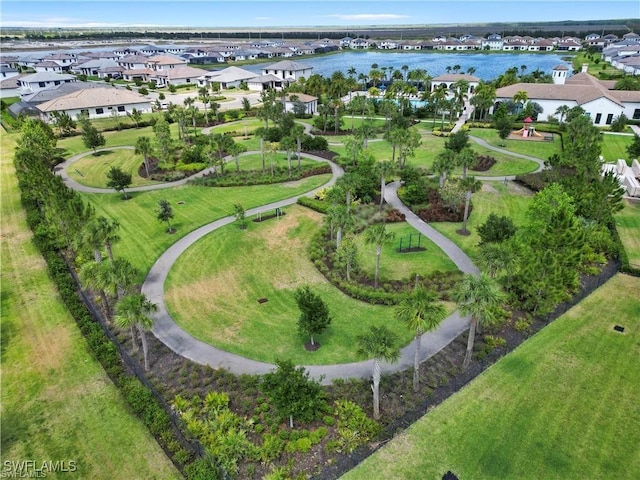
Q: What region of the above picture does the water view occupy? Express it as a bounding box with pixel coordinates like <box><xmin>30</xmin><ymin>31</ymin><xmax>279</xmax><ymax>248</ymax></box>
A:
<box><xmin>244</xmin><ymin>51</ymin><xmax>574</xmax><ymax>81</ymax></box>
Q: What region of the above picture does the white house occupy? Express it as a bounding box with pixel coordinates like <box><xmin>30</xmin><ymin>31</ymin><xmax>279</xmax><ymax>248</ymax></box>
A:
<box><xmin>494</xmin><ymin>68</ymin><xmax>640</xmax><ymax>125</ymax></box>
<box><xmin>150</xmin><ymin>65</ymin><xmax>208</xmax><ymax>87</ymax></box>
<box><xmin>0</xmin><ymin>65</ymin><xmax>19</xmax><ymax>80</ymax></box>
<box><xmin>431</xmin><ymin>74</ymin><xmax>480</xmax><ymax>95</ymax></box>
<box><xmin>34</xmin><ymin>61</ymin><xmax>64</xmax><ymax>73</ymax></box>
<box><xmin>261</xmin><ymin>60</ymin><xmax>313</xmax><ymax>81</ymax></box>
<box><xmin>18</xmin><ymin>72</ymin><xmax>77</xmax><ymax>95</ymax></box>
<box><xmin>147</xmin><ymin>54</ymin><xmax>187</xmax><ymax>71</ymax></box>
<box><xmin>197</xmin><ymin>66</ymin><xmax>257</xmax><ymax>89</ymax></box>
<box><xmin>246</xmin><ymin>74</ymin><xmax>286</xmax><ymax>91</ymax></box>
<box><xmin>282</xmin><ymin>93</ymin><xmax>317</xmax><ymax>115</ymax></box>
<box><xmin>36</xmin><ymin>87</ymin><xmax>151</xmax><ymax>121</ymax></box>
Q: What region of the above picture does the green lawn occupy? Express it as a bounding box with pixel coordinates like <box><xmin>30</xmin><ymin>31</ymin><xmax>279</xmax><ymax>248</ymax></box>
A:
<box><xmin>469</xmin><ymin>127</ymin><xmax>562</xmax><ymax>161</ymax></box>
<box><xmin>332</xmin><ymin>132</ymin><xmax>539</xmax><ymax>176</ymax></box>
<box><xmin>207</xmin><ymin>118</ymin><xmax>264</xmax><ymax>135</ymax></box>
<box><xmin>67</xmin><ymin>148</ymin><xmax>160</xmax><ymax>188</ymax></box>
<box><xmin>615</xmin><ymin>200</ymin><xmax>640</xmax><ymax>269</ymax></box>
<box><xmin>601</xmin><ymin>133</ymin><xmax>634</xmax><ymax>164</ymax></box>
<box><xmin>430</xmin><ymin>182</ymin><xmax>533</xmax><ymax>261</ymax></box>
<box><xmin>344</xmin><ymin>273</ymin><xmax>640</xmax><ymax>480</ymax></box>
<box><xmin>355</xmin><ymin>222</ymin><xmax>458</xmax><ymax>280</ymax></box>
<box><xmin>230</xmin><ymin>153</ymin><xmax>318</xmax><ymax>171</ymax></box>
<box><xmin>165</xmin><ymin>205</ymin><xmax>417</xmax><ymax>365</ymax></box>
<box><xmin>83</xmin><ymin>174</ymin><xmax>332</xmax><ymax>281</ymax></box>
<box><xmin>57</xmin><ymin>122</ymin><xmax>181</xmax><ymax>157</ymax></box>
<box><xmin>1</xmin><ymin>129</ymin><xmax>179</xmax><ymax>479</ymax></box>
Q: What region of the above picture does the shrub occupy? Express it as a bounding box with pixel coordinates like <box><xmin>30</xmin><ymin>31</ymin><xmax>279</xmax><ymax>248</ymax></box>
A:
<box><xmin>515</xmin><ymin>317</ymin><xmax>532</xmax><ymax>333</ymax></box>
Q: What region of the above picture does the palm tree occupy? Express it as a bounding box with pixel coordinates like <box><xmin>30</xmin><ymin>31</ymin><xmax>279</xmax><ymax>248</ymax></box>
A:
<box><xmin>453</xmin><ymin>274</ymin><xmax>506</xmax><ymax>369</ymax></box>
<box><xmin>395</xmin><ymin>286</ymin><xmax>446</xmax><ymax>391</ymax></box>
<box><xmin>555</xmin><ymin>105</ymin><xmax>570</xmax><ymax>124</ymax></box>
<box><xmin>401</xmin><ymin>64</ymin><xmax>409</xmax><ymax>81</ymax></box>
<box><xmin>135</xmin><ymin>136</ymin><xmax>153</xmax><ymax>178</ymax></box>
<box><xmin>114</xmin><ymin>294</ymin><xmax>158</xmax><ymax>371</ymax></box>
<box><xmin>111</xmin><ymin>257</ymin><xmax>138</xmax><ymax>300</ymax></box>
<box><xmin>376</xmin><ymin>161</ymin><xmax>395</xmax><ymax>211</ymax></box>
<box><xmin>364</xmin><ymin>223</ymin><xmax>395</xmax><ymax>288</ymax></box>
<box><xmin>457</xmin><ymin>147</ymin><xmax>477</xmax><ymax>179</ymax></box>
<box><xmin>433</xmin><ymin>149</ymin><xmax>456</xmax><ymax>187</ymax></box>
<box><xmin>431</xmin><ymin>86</ymin><xmax>447</xmax><ymax>126</ymax></box>
<box><xmin>356</xmin><ymin>325</ymin><xmax>400</xmax><ymax>420</ymax></box>
<box><xmin>79</xmin><ymin>261</ymin><xmax>114</xmax><ymax>317</ymax></box>
<box><xmin>228</xmin><ymin>141</ymin><xmax>247</xmax><ymax>173</ymax></box>
<box><xmin>198</xmin><ymin>87</ymin><xmax>210</xmax><ymax>125</ymax></box>
<box><xmin>512</xmin><ymin>90</ymin><xmax>529</xmax><ymax>114</ymax></box>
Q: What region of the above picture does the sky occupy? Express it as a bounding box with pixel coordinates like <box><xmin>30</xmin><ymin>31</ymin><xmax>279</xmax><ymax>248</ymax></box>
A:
<box><xmin>1</xmin><ymin>0</ymin><xmax>638</xmax><ymax>29</ymax></box>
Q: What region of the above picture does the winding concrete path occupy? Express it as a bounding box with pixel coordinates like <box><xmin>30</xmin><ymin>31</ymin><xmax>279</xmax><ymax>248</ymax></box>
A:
<box><xmin>57</xmin><ymin>136</ymin><xmax>499</xmax><ymax>383</ymax></box>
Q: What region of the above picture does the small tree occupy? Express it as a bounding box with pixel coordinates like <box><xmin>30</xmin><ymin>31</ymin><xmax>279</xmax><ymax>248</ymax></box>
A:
<box><xmin>156</xmin><ymin>199</ymin><xmax>174</xmax><ymax>233</ymax></box>
<box><xmin>495</xmin><ymin>115</ymin><xmax>513</xmax><ymax>146</ymax></box>
<box><xmin>260</xmin><ymin>359</ymin><xmax>327</xmax><ymax>428</ymax></box>
<box><xmin>233</xmin><ymin>203</ymin><xmax>246</xmax><ymax>229</ymax></box>
<box><xmin>135</xmin><ymin>136</ymin><xmax>153</xmax><ymax>178</ymax></box>
<box><xmin>478</xmin><ymin>213</ymin><xmax>517</xmax><ymax>244</ymax></box>
<box><xmin>294</xmin><ymin>285</ymin><xmax>331</xmax><ymax>347</ymax></box>
<box><xmin>356</xmin><ymin>325</ymin><xmax>400</xmax><ymax>420</ymax></box>
<box><xmin>335</xmin><ymin>234</ymin><xmax>359</xmax><ymax>281</ymax></box>
<box><xmin>106</xmin><ymin>166</ymin><xmax>132</xmax><ymax>199</ymax></box>
<box><xmin>127</xmin><ymin>108</ymin><xmax>143</xmax><ymax>128</ymax></box>
<box><xmin>81</xmin><ymin>121</ymin><xmax>105</xmax><ymax>154</ymax></box>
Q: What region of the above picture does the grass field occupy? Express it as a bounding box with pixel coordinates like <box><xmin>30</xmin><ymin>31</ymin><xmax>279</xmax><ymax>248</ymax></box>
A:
<box><xmin>67</xmin><ymin>148</ymin><xmax>159</xmax><ymax>188</ymax></box>
<box><xmin>0</xmin><ymin>130</ymin><xmax>179</xmax><ymax>479</ymax></box>
<box><xmin>469</xmin><ymin>127</ymin><xmax>562</xmax><ymax>160</ymax></box>
<box><xmin>165</xmin><ymin>205</ymin><xmax>420</xmax><ymax>365</ymax></box>
<box><xmin>83</xmin><ymin>174</ymin><xmax>332</xmax><ymax>281</ymax></box>
<box><xmin>601</xmin><ymin>132</ymin><xmax>634</xmax><ymax>164</ymax></box>
<box><xmin>429</xmin><ymin>181</ymin><xmax>533</xmax><ymax>260</ymax></box>
<box><xmin>355</xmin><ymin>222</ymin><xmax>458</xmax><ymax>280</ymax></box>
<box><xmin>615</xmin><ymin>199</ymin><xmax>640</xmax><ymax>269</ymax></box>
<box><xmin>344</xmin><ymin>273</ymin><xmax>640</xmax><ymax>480</ymax></box>
<box><xmin>57</xmin><ymin>122</ymin><xmax>181</xmax><ymax>157</ymax></box>
<box><xmin>332</xmin><ymin>132</ymin><xmax>539</xmax><ymax>176</ymax></box>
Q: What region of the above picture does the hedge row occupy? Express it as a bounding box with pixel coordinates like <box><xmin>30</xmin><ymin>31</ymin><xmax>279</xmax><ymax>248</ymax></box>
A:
<box><xmin>19</xmin><ymin>196</ymin><xmax>221</xmax><ymax>479</ymax></box>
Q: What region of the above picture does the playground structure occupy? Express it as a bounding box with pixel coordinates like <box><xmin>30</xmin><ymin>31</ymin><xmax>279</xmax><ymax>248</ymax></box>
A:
<box><xmin>397</xmin><ymin>232</ymin><xmax>426</xmax><ymax>253</ymax></box>
<box><xmin>513</xmin><ymin>117</ymin><xmax>543</xmax><ymax>139</ymax></box>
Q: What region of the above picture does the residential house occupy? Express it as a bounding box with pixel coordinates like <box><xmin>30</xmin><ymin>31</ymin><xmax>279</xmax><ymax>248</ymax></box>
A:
<box><xmin>150</xmin><ymin>65</ymin><xmax>208</xmax><ymax>87</ymax></box>
<box><xmin>482</xmin><ymin>34</ymin><xmax>504</xmax><ymax>50</ymax></box>
<box><xmin>0</xmin><ymin>65</ymin><xmax>20</xmax><ymax>80</ymax></box>
<box><xmin>247</xmin><ymin>74</ymin><xmax>286</xmax><ymax>91</ymax></box>
<box><xmin>261</xmin><ymin>60</ymin><xmax>313</xmax><ymax>81</ymax></box>
<box><xmin>36</xmin><ymin>86</ymin><xmax>151</xmax><ymax>121</ymax></box>
<box><xmin>147</xmin><ymin>54</ymin><xmax>187</xmax><ymax>71</ymax></box>
<box><xmin>34</xmin><ymin>61</ymin><xmax>65</xmax><ymax>73</ymax></box>
<box><xmin>18</xmin><ymin>72</ymin><xmax>77</xmax><ymax>95</ymax></box>
<box><xmin>74</xmin><ymin>59</ymin><xmax>121</xmax><ymax>78</ymax></box>
<box><xmin>282</xmin><ymin>93</ymin><xmax>317</xmax><ymax>115</ymax></box>
<box><xmin>197</xmin><ymin>66</ymin><xmax>257</xmax><ymax>89</ymax></box>
<box><xmin>350</xmin><ymin>38</ymin><xmax>371</xmax><ymax>49</ymax></box>
<box><xmin>431</xmin><ymin>73</ymin><xmax>480</xmax><ymax>94</ymax></box>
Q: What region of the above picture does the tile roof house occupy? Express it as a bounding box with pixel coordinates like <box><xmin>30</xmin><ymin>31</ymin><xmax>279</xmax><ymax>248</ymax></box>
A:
<box><xmin>149</xmin><ymin>65</ymin><xmax>208</xmax><ymax>87</ymax></box>
<box><xmin>282</xmin><ymin>93</ymin><xmax>318</xmax><ymax>115</ymax></box>
<box><xmin>18</xmin><ymin>72</ymin><xmax>77</xmax><ymax>95</ymax></box>
<box><xmin>494</xmin><ymin>69</ymin><xmax>640</xmax><ymax>125</ymax></box>
<box><xmin>197</xmin><ymin>66</ymin><xmax>257</xmax><ymax>89</ymax></box>
<box><xmin>36</xmin><ymin>86</ymin><xmax>152</xmax><ymax>121</ymax></box>
<box><xmin>261</xmin><ymin>60</ymin><xmax>313</xmax><ymax>81</ymax></box>
<box><xmin>147</xmin><ymin>54</ymin><xmax>188</xmax><ymax>71</ymax></box>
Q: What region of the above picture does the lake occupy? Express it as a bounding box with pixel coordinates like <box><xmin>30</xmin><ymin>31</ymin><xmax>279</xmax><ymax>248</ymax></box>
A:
<box><xmin>243</xmin><ymin>51</ymin><xmax>574</xmax><ymax>81</ymax></box>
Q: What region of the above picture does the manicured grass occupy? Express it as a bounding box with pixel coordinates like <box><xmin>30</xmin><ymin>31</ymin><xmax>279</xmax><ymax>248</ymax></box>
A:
<box><xmin>82</xmin><ymin>174</ymin><xmax>332</xmax><ymax>281</ymax></box>
<box><xmin>57</xmin><ymin>122</ymin><xmax>181</xmax><ymax>157</ymax></box>
<box><xmin>355</xmin><ymin>222</ymin><xmax>458</xmax><ymax>280</ymax></box>
<box><xmin>469</xmin><ymin>127</ymin><xmax>562</xmax><ymax>161</ymax></box>
<box><xmin>615</xmin><ymin>200</ymin><xmax>640</xmax><ymax>269</ymax></box>
<box><xmin>67</xmin><ymin>148</ymin><xmax>160</xmax><ymax>188</ymax></box>
<box><xmin>165</xmin><ymin>205</ymin><xmax>416</xmax><ymax>365</ymax></box>
<box><xmin>429</xmin><ymin>182</ymin><xmax>533</xmax><ymax>260</ymax></box>
<box><xmin>230</xmin><ymin>153</ymin><xmax>318</xmax><ymax>171</ymax></box>
<box><xmin>601</xmin><ymin>132</ymin><xmax>634</xmax><ymax>164</ymax></box>
<box><xmin>344</xmin><ymin>273</ymin><xmax>640</xmax><ymax>480</ymax></box>
<box><xmin>207</xmin><ymin>118</ymin><xmax>264</xmax><ymax>135</ymax></box>
<box><xmin>0</xmin><ymin>129</ymin><xmax>179</xmax><ymax>479</ymax></box>
<box><xmin>332</xmin><ymin>132</ymin><xmax>539</xmax><ymax>176</ymax></box>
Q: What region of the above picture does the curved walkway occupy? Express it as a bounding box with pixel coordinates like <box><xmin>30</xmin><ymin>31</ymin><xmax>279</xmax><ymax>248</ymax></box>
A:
<box><xmin>58</xmin><ymin>143</ymin><xmax>478</xmax><ymax>384</ymax></box>
<box><xmin>468</xmin><ymin>135</ymin><xmax>546</xmax><ymax>179</ymax></box>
